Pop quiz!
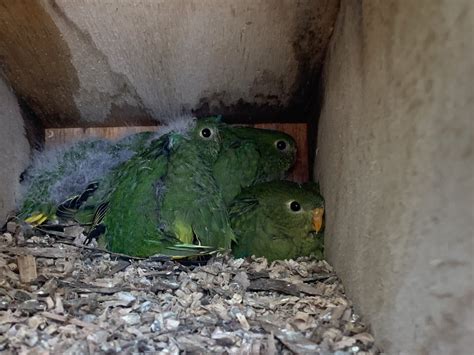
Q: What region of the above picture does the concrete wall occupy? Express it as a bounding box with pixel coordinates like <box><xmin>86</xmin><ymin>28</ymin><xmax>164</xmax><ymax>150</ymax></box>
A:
<box><xmin>315</xmin><ymin>0</ymin><xmax>473</xmax><ymax>353</ymax></box>
<box><xmin>0</xmin><ymin>0</ymin><xmax>339</xmax><ymax>127</ymax></box>
<box><xmin>0</xmin><ymin>78</ymin><xmax>31</xmax><ymax>221</ymax></box>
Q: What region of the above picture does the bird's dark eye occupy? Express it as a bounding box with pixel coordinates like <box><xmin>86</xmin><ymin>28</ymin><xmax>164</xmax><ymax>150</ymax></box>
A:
<box><xmin>276</xmin><ymin>140</ymin><xmax>287</xmax><ymax>151</ymax></box>
<box><xmin>200</xmin><ymin>128</ymin><xmax>212</xmax><ymax>138</ymax></box>
<box><xmin>290</xmin><ymin>201</ymin><xmax>301</xmax><ymax>212</ymax></box>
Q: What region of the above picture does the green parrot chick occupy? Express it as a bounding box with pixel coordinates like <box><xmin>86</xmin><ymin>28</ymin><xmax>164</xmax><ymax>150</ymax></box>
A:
<box><xmin>18</xmin><ymin>116</ymin><xmax>196</xmax><ymax>227</ymax></box>
<box><xmin>159</xmin><ymin>118</ymin><xmax>235</xmax><ymax>249</ymax></box>
<box><xmin>81</xmin><ymin>117</ymin><xmax>236</xmax><ymax>257</ymax></box>
<box><xmin>229</xmin><ymin>180</ymin><xmax>324</xmax><ymax>262</ymax></box>
<box><xmin>18</xmin><ymin>139</ymin><xmax>133</xmax><ymax>224</ymax></box>
<box><xmin>214</xmin><ymin>126</ymin><xmax>298</xmax><ymax>204</ymax></box>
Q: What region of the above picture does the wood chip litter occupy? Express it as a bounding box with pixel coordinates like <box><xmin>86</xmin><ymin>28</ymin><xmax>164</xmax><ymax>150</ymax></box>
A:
<box><xmin>0</xmin><ymin>225</ymin><xmax>379</xmax><ymax>354</ymax></box>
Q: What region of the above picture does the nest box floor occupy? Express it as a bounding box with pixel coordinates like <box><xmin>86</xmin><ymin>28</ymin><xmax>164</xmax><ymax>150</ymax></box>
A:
<box><xmin>0</xmin><ymin>229</ymin><xmax>377</xmax><ymax>354</ymax></box>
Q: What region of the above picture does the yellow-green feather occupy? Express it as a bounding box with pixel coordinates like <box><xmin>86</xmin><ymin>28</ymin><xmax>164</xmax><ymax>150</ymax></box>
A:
<box><xmin>229</xmin><ymin>181</ymin><xmax>324</xmax><ymax>262</ymax></box>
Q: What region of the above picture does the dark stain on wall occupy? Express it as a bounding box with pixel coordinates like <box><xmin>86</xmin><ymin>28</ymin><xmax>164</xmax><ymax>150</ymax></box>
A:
<box><xmin>192</xmin><ymin>92</ymin><xmax>306</xmax><ymax>124</ymax></box>
<box><xmin>17</xmin><ymin>96</ymin><xmax>45</xmax><ymax>151</ymax></box>
<box><xmin>193</xmin><ymin>0</ymin><xmax>340</xmax><ymax>124</ymax></box>
<box><xmin>48</xmin><ymin>0</ymin><xmax>155</xmax><ymax>128</ymax></box>
<box><xmin>107</xmin><ymin>103</ymin><xmax>157</xmax><ymax>127</ymax></box>
<box><xmin>0</xmin><ymin>0</ymin><xmax>80</xmax><ymax>127</ymax></box>
<box><xmin>288</xmin><ymin>0</ymin><xmax>340</xmax><ymax>115</ymax></box>
<box><xmin>0</xmin><ymin>1</ymin><xmax>340</xmax><ymax>128</ymax></box>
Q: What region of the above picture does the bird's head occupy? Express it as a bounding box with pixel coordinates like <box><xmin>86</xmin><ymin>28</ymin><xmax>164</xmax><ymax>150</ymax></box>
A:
<box><xmin>231</xmin><ymin>180</ymin><xmax>324</xmax><ymax>261</ymax></box>
<box><xmin>222</xmin><ymin>126</ymin><xmax>297</xmax><ymax>181</ymax></box>
<box><xmin>257</xmin><ymin>181</ymin><xmax>324</xmax><ymax>236</ymax></box>
<box><xmin>189</xmin><ymin>117</ymin><xmax>226</xmax><ymax>162</ymax></box>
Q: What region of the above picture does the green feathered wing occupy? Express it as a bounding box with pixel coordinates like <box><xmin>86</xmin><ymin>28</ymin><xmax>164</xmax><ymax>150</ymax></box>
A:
<box><xmin>18</xmin><ymin>139</ymin><xmax>127</xmax><ymax>224</ymax></box>
<box><xmin>213</xmin><ymin>140</ymin><xmax>259</xmax><ymax>204</ymax></box>
<box><xmin>75</xmin><ymin>118</ymin><xmax>236</xmax><ymax>257</ymax></box>
<box><xmin>157</xmin><ymin>118</ymin><xmax>236</xmax><ymax>249</ymax></box>
<box><xmin>18</xmin><ymin>130</ymin><xmax>160</xmax><ymax>225</ymax></box>
<box><xmin>98</xmin><ymin>135</ymin><xmax>175</xmax><ymax>256</ymax></box>
<box><xmin>68</xmin><ymin>134</ymin><xmax>212</xmax><ymax>257</ymax></box>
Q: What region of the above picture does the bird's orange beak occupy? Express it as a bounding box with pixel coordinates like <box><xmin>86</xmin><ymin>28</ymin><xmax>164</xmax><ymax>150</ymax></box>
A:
<box><xmin>311</xmin><ymin>208</ymin><xmax>324</xmax><ymax>233</ymax></box>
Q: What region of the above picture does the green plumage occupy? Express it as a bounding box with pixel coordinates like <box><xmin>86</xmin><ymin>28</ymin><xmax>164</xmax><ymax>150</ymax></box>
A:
<box><xmin>19</xmin><ymin>118</ymin><xmax>297</xmax><ymax>224</ymax></box>
<box><xmin>92</xmin><ymin>135</ymin><xmax>175</xmax><ymax>256</ymax></box>
<box><xmin>213</xmin><ymin>126</ymin><xmax>297</xmax><ymax>204</ymax></box>
<box><xmin>19</xmin><ymin>139</ymin><xmax>131</xmax><ymax>224</ymax></box>
<box><xmin>18</xmin><ymin>126</ymin><xmax>183</xmax><ymax>225</ymax></box>
<box><xmin>76</xmin><ymin>118</ymin><xmax>236</xmax><ymax>257</ymax></box>
<box><xmin>229</xmin><ymin>181</ymin><xmax>325</xmax><ymax>262</ymax></box>
<box><xmin>18</xmin><ymin>116</ymin><xmax>304</xmax><ymax>260</ymax></box>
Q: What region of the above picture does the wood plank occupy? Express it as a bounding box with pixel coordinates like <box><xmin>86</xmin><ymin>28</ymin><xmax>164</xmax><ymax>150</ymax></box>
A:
<box><xmin>45</xmin><ymin>126</ymin><xmax>160</xmax><ymax>147</ymax></box>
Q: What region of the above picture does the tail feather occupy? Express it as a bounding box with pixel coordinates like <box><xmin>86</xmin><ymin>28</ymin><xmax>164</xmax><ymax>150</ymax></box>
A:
<box><xmin>163</xmin><ymin>243</ymin><xmax>220</xmax><ymax>259</ymax></box>
<box><xmin>24</xmin><ymin>213</ymin><xmax>49</xmax><ymax>225</ymax></box>
<box><xmin>57</xmin><ymin>182</ymin><xmax>100</xmax><ymax>220</ymax></box>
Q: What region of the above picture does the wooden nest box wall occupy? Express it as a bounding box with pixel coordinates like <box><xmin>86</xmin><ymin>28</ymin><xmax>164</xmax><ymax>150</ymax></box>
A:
<box><xmin>0</xmin><ymin>1</ymin><xmax>472</xmax><ymax>354</ymax></box>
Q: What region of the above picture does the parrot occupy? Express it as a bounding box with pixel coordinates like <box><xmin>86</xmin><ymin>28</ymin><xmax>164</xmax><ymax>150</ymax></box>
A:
<box><xmin>116</xmin><ymin>123</ymin><xmax>299</xmax><ymax>205</ymax></box>
<box><xmin>17</xmin><ymin>116</ymin><xmax>301</xmax><ymax>259</ymax></box>
<box><xmin>213</xmin><ymin>125</ymin><xmax>298</xmax><ymax>204</ymax></box>
<box><xmin>229</xmin><ymin>180</ymin><xmax>325</xmax><ymax>262</ymax></box>
<box><xmin>68</xmin><ymin>117</ymin><xmax>237</xmax><ymax>257</ymax></box>
<box><xmin>116</xmin><ymin>120</ymin><xmax>299</xmax><ymax>206</ymax></box>
<box><xmin>18</xmin><ymin>139</ymin><xmax>135</xmax><ymax>225</ymax></box>
<box><xmin>17</xmin><ymin>117</ymin><xmax>196</xmax><ymax>225</ymax></box>
<box><xmin>19</xmin><ymin>118</ymin><xmax>298</xmax><ymax>225</ymax></box>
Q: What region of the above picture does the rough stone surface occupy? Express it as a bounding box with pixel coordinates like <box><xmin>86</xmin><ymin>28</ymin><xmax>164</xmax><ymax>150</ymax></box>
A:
<box><xmin>0</xmin><ymin>79</ymin><xmax>30</xmax><ymax>221</ymax></box>
<box><xmin>0</xmin><ymin>0</ymin><xmax>339</xmax><ymax>127</ymax></box>
<box><xmin>315</xmin><ymin>0</ymin><xmax>473</xmax><ymax>353</ymax></box>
